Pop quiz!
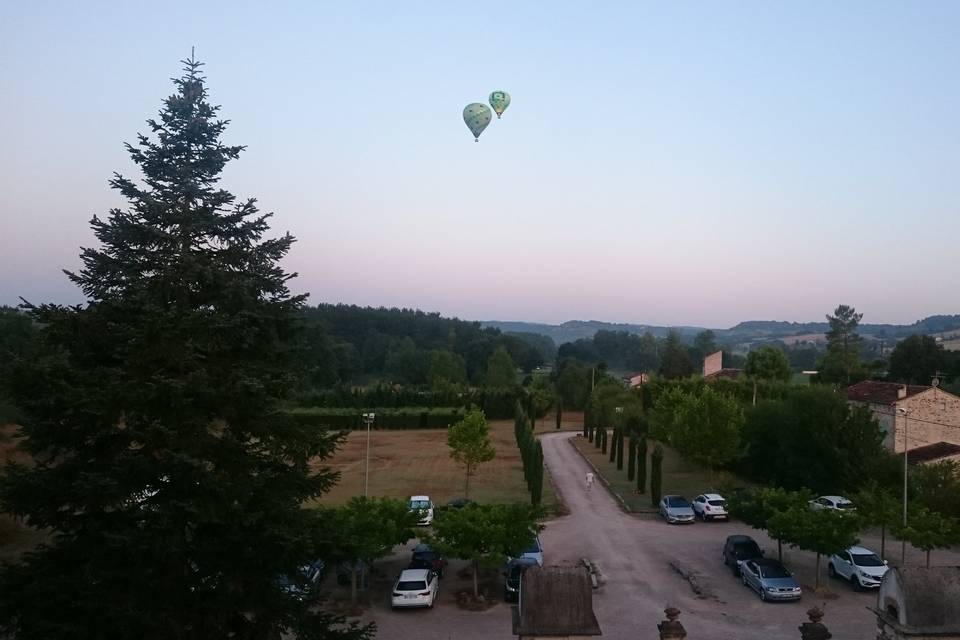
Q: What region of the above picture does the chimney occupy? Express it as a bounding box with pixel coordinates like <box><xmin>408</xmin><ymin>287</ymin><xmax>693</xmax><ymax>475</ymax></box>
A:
<box><xmin>799</xmin><ymin>606</ymin><xmax>831</xmax><ymax>640</ymax></box>
<box><xmin>898</xmin><ymin>385</ymin><xmax>908</xmax><ymax>400</ymax></box>
<box><xmin>658</xmin><ymin>607</ymin><xmax>687</xmax><ymax>640</ymax></box>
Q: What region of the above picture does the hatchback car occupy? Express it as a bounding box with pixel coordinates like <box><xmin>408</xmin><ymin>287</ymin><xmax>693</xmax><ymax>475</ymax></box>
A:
<box><xmin>692</xmin><ymin>494</ymin><xmax>728</xmax><ymax>521</ymax></box>
<box><xmin>409</xmin><ymin>495</ymin><xmax>435</xmax><ymax>526</ymax></box>
<box><xmin>409</xmin><ymin>543</ymin><xmax>446</xmax><ymax>578</ymax></box>
<box><xmin>659</xmin><ymin>495</ymin><xmax>696</xmax><ymax>524</ymax></box>
<box><xmin>722</xmin><ymin>534</ymin><xmax>764</xmax><ymax>576</ymax></box>
<box><xmin>391</xmin><ymin>568</ymin><xmax>439</xmax><ymax>609</ymax></box>
<box><xmin>741</xmin><ymin>558</ymin><xmax>802</xmax><ymax>601</ymax></box>
<box><xmin>503</xmin><ymin>557</ymin><xmax>538</xmax><ymax>602</ymax></box>
<box><xmin>514</xmin><ymin>536</ymin><xmax>544</xmax><ymax>566</ymax></box>
<box><xmin>809</xmin><ymin>495</ymin><xmax>856</xmax><ymax>512</ymax></box>
<box><xmin>828</xmin><ymin>546</ymin><xmax>888</xmax><ymax>590</ymax></box>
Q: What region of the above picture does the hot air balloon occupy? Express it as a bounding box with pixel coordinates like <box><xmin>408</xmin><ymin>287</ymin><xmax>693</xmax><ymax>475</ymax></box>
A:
<box><xmin>489</xmin><ymin>90</ymin><xmax>510</xmax><ymax>119</ymax></box>
<box><xmin>463</xmin><ymin>103</ymin><xmax>492</xmax><ymax>141</ymax></box>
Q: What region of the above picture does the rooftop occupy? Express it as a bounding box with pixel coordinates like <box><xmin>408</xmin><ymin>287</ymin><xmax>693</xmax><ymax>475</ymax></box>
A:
<box><xmin>704</xmin><ymin>368</ymin><xmax>743</xmax><ymax>381</ymax></box>
<box><xmin>878</xmin><ymin>566</ymin><xmax>960</xmax><ymax>633</ymax></box>
<box><xmin>900</xmin><ymin>441</ymin><xmax>960</xmax><ymax>465</ymax></box>
<box><xmin>512</xmin><ymin>566</ymin><xmax>601</xmax><ymax>637</ymax></box>
<box><xmin>846</xmin><ymin>380</ymin><xmax>930</xmax><ymax>405</ymax></box>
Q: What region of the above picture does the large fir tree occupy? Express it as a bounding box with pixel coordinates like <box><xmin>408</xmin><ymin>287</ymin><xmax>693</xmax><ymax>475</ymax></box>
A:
<box><xmin>0</xmin><ymin>56</ymin><xmax>371</xmax><ymax>640</ymax></box>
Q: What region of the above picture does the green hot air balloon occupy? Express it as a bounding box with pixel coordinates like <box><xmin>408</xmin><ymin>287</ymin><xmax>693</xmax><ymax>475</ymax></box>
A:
<box><xmin>463</xmin><ymin>103</ymin><xmax>492</xmax><ymax>141</ymax></box>
<box><xmin>489</xmin><ymin>90</ymin><xmax>511</xmax><ymax>119</ymax></box>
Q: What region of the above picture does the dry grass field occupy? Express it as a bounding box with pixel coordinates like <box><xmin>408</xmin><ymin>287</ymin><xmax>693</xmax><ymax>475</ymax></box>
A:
<box><xmin>311</xmin><ymin>419</ymin><xmax>558</xmax><ymax>510</ymax></box>
<box><xmin>571</xmin><ymin>432</ymin><xmax>752</xmax><ymax>513</ymax></box>
<box><xmin>0</xmin><ymin>425</ymin><xmax>49</xmax><ymax>562</ymax></box>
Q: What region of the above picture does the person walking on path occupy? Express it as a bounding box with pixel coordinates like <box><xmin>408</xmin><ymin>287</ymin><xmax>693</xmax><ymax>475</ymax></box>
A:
<box><xmin>585</xmin><ymin>471</ymin><xmax>595</xmax><ymax>491</ymax></box>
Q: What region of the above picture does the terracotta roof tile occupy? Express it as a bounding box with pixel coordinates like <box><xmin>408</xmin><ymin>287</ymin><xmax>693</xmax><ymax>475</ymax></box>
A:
<box><xmin>845</xmin><ymin>380</ymin><xmax>929</xmax><ymax>405</ymax></box>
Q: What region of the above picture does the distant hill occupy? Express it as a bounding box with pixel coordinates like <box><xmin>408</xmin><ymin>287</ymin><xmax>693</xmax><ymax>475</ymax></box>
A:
<box><xmin>482</xmin><ymin>315</ymin><xmax>960</xmax><ymax>345</ymax></box>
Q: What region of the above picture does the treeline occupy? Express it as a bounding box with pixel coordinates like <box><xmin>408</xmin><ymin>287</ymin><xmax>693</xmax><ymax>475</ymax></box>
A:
<box><xmin>513</xmin><ymin>402</ymin><xmax>544</xmax><ymax>505</ymax></box>
<box><xmin>300</xmin><ymin>304</ymin><xmax>546</xmax><ymax>387</ymax></box>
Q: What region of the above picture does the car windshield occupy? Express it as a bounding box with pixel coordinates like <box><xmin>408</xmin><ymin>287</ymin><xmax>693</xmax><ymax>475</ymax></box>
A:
<box><xmin>524</xmin><ymin>541</ymin><xmax>541</xmax><ymax>554</ymax></box>
<box><xmin>668</xmin><ymin>498</ymin><xmax>690</xmax><ymax>508</ymax></box>
<box><xmin>414</xmin><ymin>551</ymin><xmax>438</xmax><ymax>561</ymax></box>
<box><xmin>759</xmin><ymin>564</ymin><xmax>790</xmax><ymax>579</ymax></box>
<box><xmin>734</xmin><ymin>542</ymin><xmax>761</xmax><ymax>557</ymax></box>
<box><xmin>708</xmin><ymin>500</ymin><xmax>726</xmax><ymax>507</ymax></box>
<box><xmin>852</xmin><ymin>553</ymin><xmax>884</xmax><ymax>567</ymax></box>
<box><xmin>409</xmin><ymin>500</ymin><xmax>430</xmax><ymax>510</ymax></box>
<box><xmin>397</xmin><ymin>580</ymin><xmax>426</xmax><ymax>591</ymax></box>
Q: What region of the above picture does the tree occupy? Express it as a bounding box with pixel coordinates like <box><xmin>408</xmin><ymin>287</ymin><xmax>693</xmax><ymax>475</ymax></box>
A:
<box><xmin>485</xmin><ymin>345</ymin><xmax>518</xmax><ymax>387</ymax></box>
<box><xmin>627</xmin><ymin>435</ymin><xmax>637</xmax><ymax>480</ymax></box>
<box><xmin>554</xmin><ymin>358</ymin><xmax>591</xmax><ymax>410</ymax></box>
<box><xmin>427</xmin><ymin>349</ymin><xmax>468</xmax><ymax>387</ymax></box>
<box><xmin>447</xmin><ymin>410</ymin><xmax>496</xmax><ymax>498</ymax></box>
<box><xmin>659</xmin><ymin>330</ymin><xmax>694</xmax><ymax>379</ymax></box>
<box><xmin>818</xmin><ymin>304</ymin><xmax>864</xmax><ymax>384</ymax></box>
<box><xmin>530</xmin><ymin>441</ymin><xmax>545</xmax><ymax>505</ymax></box>
<box><xmin>428</xmin><ymin>503</ymin><xmax>542</xmax><ymax>598</ymax></box>
<box><xmin>727</xmin><ymin>487</ymin><xmax>812</xmax><ymax>562</ymax></box>
<box><xmin>0</xmin><ymin>57</ymin><xmax>371</xmax><ymax>640</ymax></box>
<box><xmin>690</xmin><ymin>330</ymin><xmax>718</xmax><ymax>364</ymax></box>
<box><xmin>527</xmin><ymin>374</ymin><xmax>556</xmax><ymax>427</ymax></box>
<box><xmin>322</xmin><ymin>497</ymin><xmax>418</xmax><ymax>604</ymax></box>
<box><xmin>744</xmin><ymin>346</ymin><xmax>792</xmax><ymax>384</ymax></box>
<box><xmin>609</xmin><ymin>427</ymin><xmax>618</xmax><ymax>463</ymax></box>
<box><xmin>893</xmin><ymin>506</ymin><xmax>960</xmax><ymax>567</ymax></box>
<box><xmin>555</xmin><ymin>397</ymin><xmax>563</xmax><ymax>430</ymax></box>
<box><xmin>768</xmin><ymin>507</ymin><xmax>860</xmax><ymax>589</ymax></box>
<box><xmin>854</xmin><ymin>481</ymin><xmax>900</xmax><ymax>560</ymax></box>
<box><xmin>672</xmin><ymin>387</ymin><xmax>743</xmax><ymax>485</ymax></box>
<box><xmin>650</xmin><ymin>445</ymin><xmax>664</xmax><ymax>507</ymax></box>
<box><xmin>912</xmin><ymin>460</ymin><xmax>960</xmax><ymax>520</ymax></box>
<box><xmin>888</xmin><ymin>335</ymin><xmax>945</xmax><ymax>385</ymax></box>
<box><xmin>637</xmin><ymin>437</ymin><xmax>648</xmax><ymax>493</ymax></box>
<box><xmin>616</xmin><ymin>428</ymin><xmax>625</xmax><ymax>470</ymax></box>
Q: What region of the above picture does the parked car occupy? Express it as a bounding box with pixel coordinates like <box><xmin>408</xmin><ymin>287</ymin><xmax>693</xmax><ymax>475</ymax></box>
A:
<box><xmin>659</xmin><ymin>495</ymin><xmax>696</xmax><ymax>524</ymax></box>
<box><xmin>809</xmin><ymin>495</ymin><xmax>856</xmax><ymax>512</ymax></box>
<box><xmin>409</xmin><ymin>495</ymin><xmax>435</xmax><ymax>526</ymax></box>
<box><xmin>741</xmin><ymin>558</ymin><xmax>802</xmax><ymax>602</ymax></box>
<box><xmin>503</xmin><ymin>557</ymin><xmax>538</xmax><ymax>602</ymax></box>
<box><xmin>447</xmin><ymin>497</ymin><xmax>475</xmax><ymax>510</ymax></box>
<box><xmin>409</xmin><ymin>543</ymin><xmax>446</xmax><ymax>577</ymax></box>
<box><xmin>279</xmin><ymin>559</ymin><xmax>325</xmax><ymax>601</ymax></box>
<box><xmin>518</xmin><ymin>536</ymin><xmax>544</xmax><ymax>566</ymax></box>
<box><xmin>391</xmin><ymin>568</ymin><xmax>439</xmax><ymax>609</ymax></box>
<box><xmin>722</xmin><ymin>534</ymin><xmax>764</xmax><ymax>576</ymax></box>
<box><xmin>828</xmin><ymin>546</ymin><xmax>888</xmax><ymax>590</ymax></box>
<box><xmin>692</xmin><ymin>494</ymin><xmax>728</xmax><ymax>521</ymax></box>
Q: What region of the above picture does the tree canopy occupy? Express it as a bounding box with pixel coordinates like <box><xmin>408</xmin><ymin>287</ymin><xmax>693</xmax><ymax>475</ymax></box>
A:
<box><xmin>744</xmin><ymin>345</ymin><xmax>793</xmax><ymax>382</ymax></box>
<box><xmin>485</xmin><ymin>345</ymin><xmax>518</xmax><ymax>387</ymax></box>
<box><xmin>659</xmin><ymin>330</ymin><xmax>695</xmax><ymax>379</ymax></box>
<box><xmin>447</xmin><ymin>409</ymin><xmax>496</xmax><ymax>498</ymax></box>
<box><xmin>888</xmin><ymin>334</ymin><xmax>944</xmax><ymax>385</ymax></box>
<box><xmin>818</xmin><ymin>304</ymin><xmax>865</xmax><ymax>384</ymax></box>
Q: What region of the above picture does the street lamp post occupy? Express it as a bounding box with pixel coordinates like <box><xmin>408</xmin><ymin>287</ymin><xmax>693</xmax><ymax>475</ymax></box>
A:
<box><xmin>362</xmin><ymin>412</ymin><xmax>376</xmax><ymax>497</ymax></box>
<box><xmin>898</xmin><ymin>407</ymin><xmax>909</xmax><ymax>564</ymax></box>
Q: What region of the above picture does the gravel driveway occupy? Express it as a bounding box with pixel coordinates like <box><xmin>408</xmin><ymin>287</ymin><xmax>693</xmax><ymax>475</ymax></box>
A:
<box><xmin>357</xmin><ymin>431</ymin><xmax>958</xmax><ymax>639</ymax></box>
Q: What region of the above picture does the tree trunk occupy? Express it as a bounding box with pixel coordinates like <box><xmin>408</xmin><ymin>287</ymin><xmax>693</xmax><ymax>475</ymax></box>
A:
<box><xmin>814</xmin><ymin>553</ymin><xmax>821</xmax><ymax>589</ymax></box>
<box><xmin>926</xmin><ymin>550</ymin><xmax>931</xmax><ymax>568</ymax></box>
<box><xmin>880</xmin><ymin>524</ymin><xmax>886</xmax><ymax>560</ymax></box>
<box><xmin>777</xmin><ymin>539</ymin><xmax>782</xmax><ymax>563</ymax></box>
<box><xmin>465</xmin><ymin>461</ymin><xmax>472</xmax><ymax>498</ymax></box>
<box><xmin>350</xmin><ymin>564</ymin><xmax>358</xmax><ymax>605</ymax></box>
<box><xmin>556</xmin><ymin>402</ymin><xmax>562</xmax><ymax>430</ymax></box>
<box><xmin>473</xmin><ymin>559</ymin><xmax>479</xmax><ymax>598</ymax></box>
<box><xmin>752</xmin><ymin>380</ymin><xmax>757</xmax><ymax>406</ymax></box>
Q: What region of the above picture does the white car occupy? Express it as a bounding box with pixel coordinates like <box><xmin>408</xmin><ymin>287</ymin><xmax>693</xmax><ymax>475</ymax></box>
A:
<box><xmin>809</xmin><ymin>496</ymin><xmax>856</xmax><ymax>512</ymax></box>
<box><xmin>692</xmin><ymin>494</ymin><xmax>728</xmax><ymax>521</ymax></box>
<box><xmin>828</xmin><ymin>546</ymin><xmax>888</xmax><ymax>590</ymax></box>
<box><xmin>409</xmin><ymin>495</ymin><xmax>434</xmax><ymax>526</ymax></box>
<box><xmin>391</xmin><ymin>568</ymin><xmax>439</xmax><ymax>609</ymax></box>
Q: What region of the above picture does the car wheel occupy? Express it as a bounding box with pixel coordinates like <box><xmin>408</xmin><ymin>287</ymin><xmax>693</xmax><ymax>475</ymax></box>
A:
<box><xmin>741</xmin><ymin>573</ymin><xmax>748</xmax><ymax>586</ymax></box>
<box><xmin>828</xmin><ymin>564</ymin><xmax>836</xmax><ymax>579</ymax></box>
<box><xmin>759</xmin><ymin>589</ymin><xmax>767</xmax><ymax>602</ymax></box>
<box><xmin>850</xmin><ymin>575</ymin><xmax>861</xmax><ymax>592</ymax></box>
<box><xmin>733</xmin><ymin>563</ymin><xmax>740</xmax><ymax>577</ymax></box>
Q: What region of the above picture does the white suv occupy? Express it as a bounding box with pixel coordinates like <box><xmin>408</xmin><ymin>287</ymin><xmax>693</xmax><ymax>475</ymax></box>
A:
<box><xmin>828</xmin><ymin>546</ymin><xmax>888</xmax><ymax>590</ymax></box>
<box><xmin>391</xmin><ymin>568</ymin><xmax>439</xmax><ymax>608</ymax></box>
<box><xmin>409</xmin><ymin>495</ymin><xmax>434</xmax><ymax>526</ymax></box>
<box><xmin>692</xmin><ymin>494</ymin><xmax>728</xmax><ymax>521</ymax></box>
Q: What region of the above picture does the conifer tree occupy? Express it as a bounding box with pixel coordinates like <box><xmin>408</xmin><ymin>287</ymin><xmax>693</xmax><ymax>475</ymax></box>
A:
<box><xmin>650</xmin><ymin>445</ymin><xmax>664</xmax><ymax>507</ymax></box>
<box><xmin>0</xmin><ymin>56</ymin><xmax>371</xmax><ymax>640</ymax></box>
<box><xmin>637</xmin><ymin>437</ymin><xmax>648</xmax><ymax>493</ymax></box>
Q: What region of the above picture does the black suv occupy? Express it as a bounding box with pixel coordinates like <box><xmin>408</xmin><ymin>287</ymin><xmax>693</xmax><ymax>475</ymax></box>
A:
<box><xmin>503</xmin><ymin>557</ymin><xmax>538</xmax><ymax>602</ymax></box>
<box><xmin>722</xmin><ymin>534</ymin><xmax>764</xmax><ymax>576</ymax></box>
<box><xmin>409</xmin><ymin>543</ymin><xmax>446</xmax><ymax>578</ymax></box>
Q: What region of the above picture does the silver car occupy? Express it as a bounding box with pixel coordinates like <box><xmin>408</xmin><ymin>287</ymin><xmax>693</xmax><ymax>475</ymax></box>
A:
<box><xmin>658</xmin><ymin>495</ymin><xmax>695</xmax><ymax>524</ymax></box>
<box><xmin>741</xmin><ymin>558</ymin><xmax>802</xmax><ymax>602</ymax></box>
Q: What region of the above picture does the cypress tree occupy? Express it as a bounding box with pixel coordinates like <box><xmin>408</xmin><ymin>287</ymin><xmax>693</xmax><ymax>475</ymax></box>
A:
<box><xmin>627</xmin><ymin>436</ymin><xmax>637</xmax><ymax>481</ymax></box>
<box><xmin>637</xmin><ymin>437</ymin><xmax>648</xmax><ymax>493</ymax></box>
<box><xmin>600</xmin><ymin>427</ymin><xmax>606</xmax><ymax>453</ymax></box>
<box><xmin>0</xmin><ymin>56</ymin><xmax>370</xmax><ymax>640</ymax></box>
<box><xmin>555</xmin><ymin>399</ymin><xmax>562</xmax><ymax>430</ymax></box>
<box><xmin>650</xmin><ymin>444</ymin><xmax>664</xmax><ymax>507</ymax></box>
<box><xmin>609</xmin><ymin>427</ymin><xmax>617</xmax><ymax>463</ymax></box>
<box><xmin>531</xmin><ymin>441</ymin><xmax>544</xmax><ymax>505</ymax></box>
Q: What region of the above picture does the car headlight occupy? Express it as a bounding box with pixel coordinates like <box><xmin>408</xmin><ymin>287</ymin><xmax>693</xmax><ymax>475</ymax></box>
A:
<box><xmin>765</xmin><ymin>587</ymin><xmax>779</xmax><ymax>592</ymax></box>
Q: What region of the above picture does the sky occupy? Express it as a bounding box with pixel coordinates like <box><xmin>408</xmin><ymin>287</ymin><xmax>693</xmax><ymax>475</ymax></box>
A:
<box><xmin>1</xmin><ymin>2</ymin><xmax>958</xmax><ymax>328</ymax></box>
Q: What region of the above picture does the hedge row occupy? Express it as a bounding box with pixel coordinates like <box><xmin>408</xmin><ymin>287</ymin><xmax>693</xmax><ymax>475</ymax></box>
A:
<box><xmin>294</xmin><ymin>385</ymin><xmax>544</xmax><ymax>420</ymax></box>
<box><xmin>287</xmin><ymin>407</ymin><xmax>465</xmax><ymax>430</ymax></box>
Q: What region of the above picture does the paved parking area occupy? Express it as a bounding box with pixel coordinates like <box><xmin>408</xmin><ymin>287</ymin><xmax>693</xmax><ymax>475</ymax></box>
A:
<box><xmin>341</xmin><ymin>431</ymin><xmax>960</xmax><ymax>639</ymax></box>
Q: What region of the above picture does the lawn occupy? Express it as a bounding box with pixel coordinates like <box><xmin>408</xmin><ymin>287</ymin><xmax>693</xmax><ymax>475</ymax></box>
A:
<box><xmin>311</xmin><ymin>419</ymin><xmax>558</xmax><ymax>511</ymax></box>
<box><xmin>571</xmin><ymin>431</ymin><xmax>751</xmax><ymax>513</ymax></box>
